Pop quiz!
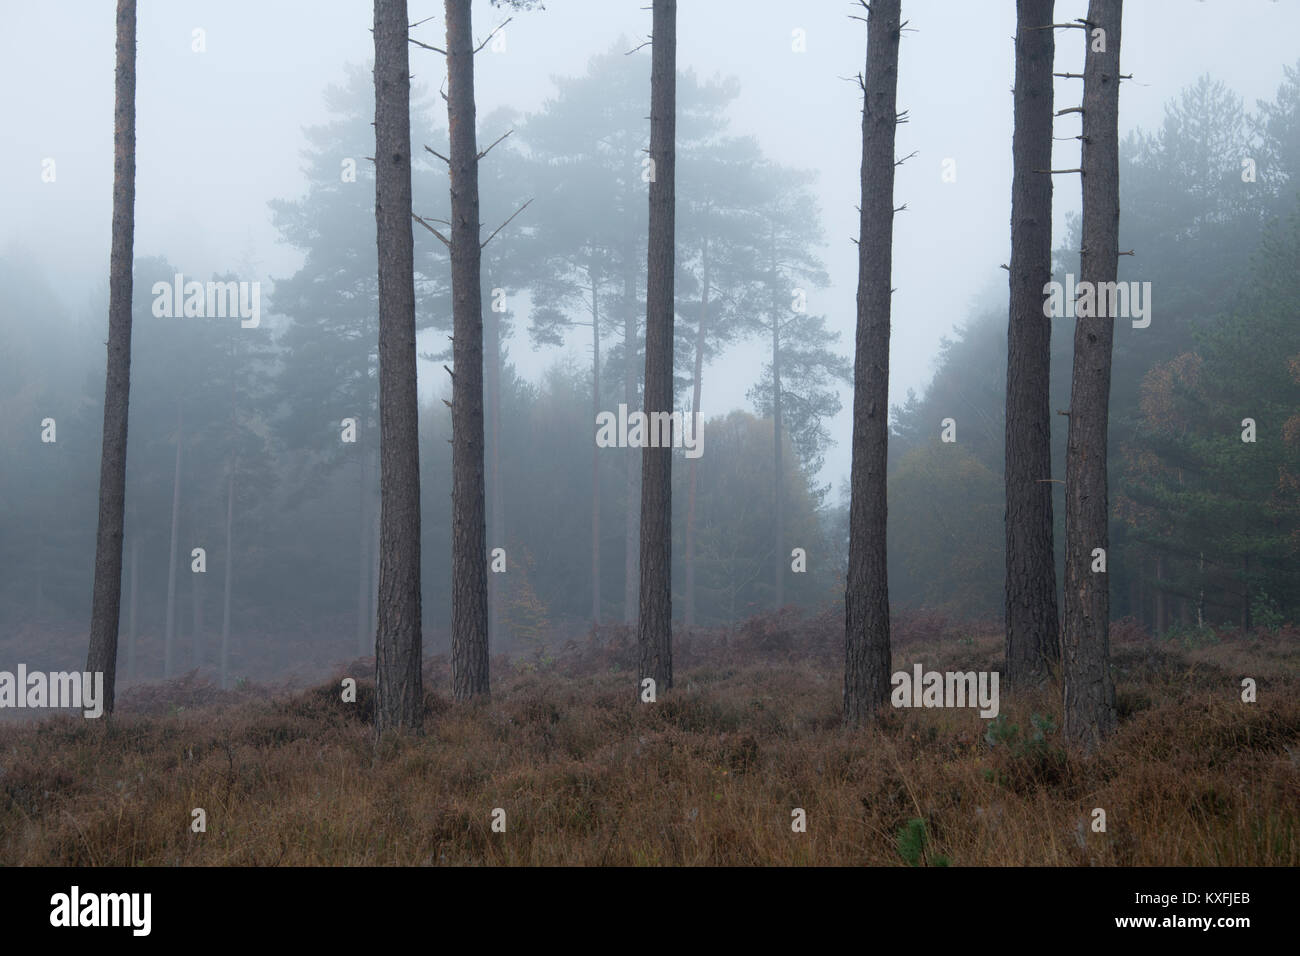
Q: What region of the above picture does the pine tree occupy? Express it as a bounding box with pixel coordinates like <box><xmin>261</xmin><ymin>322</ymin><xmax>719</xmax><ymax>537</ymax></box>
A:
<box><xmin>86</xmin><ymin>0</ymin><xmax>137</xmax><ymax>714</ymax></box>
<box><xmin>373</xmin><ymin>0</ymin><xmax>423</xmax><ymax>733</ymax></box>
<box><xmin>638</xmin><ymin>0</ymin><xmax>677</xmax><ymax>697</ymax></box>
<box><xmin>1062</xmin><ymin>0</ymin><xmax>1123</xmax><ymax>750</ymax></box>
<box><xmin>844</xmin><ymin>0</ymin><xmax>902</xmax><ymax>727</ymax></box>
<box><xmin>1005</xmin><ymin>0</ymin><xmax>1060</xmax><ymax>686</ymax></box>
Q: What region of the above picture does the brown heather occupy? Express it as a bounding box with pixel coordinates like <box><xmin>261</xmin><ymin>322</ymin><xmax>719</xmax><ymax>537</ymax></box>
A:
<box><xmin>0</xmin><ymin>610</ymin><xmax>1295</xmax><ymax>865</ymax></box>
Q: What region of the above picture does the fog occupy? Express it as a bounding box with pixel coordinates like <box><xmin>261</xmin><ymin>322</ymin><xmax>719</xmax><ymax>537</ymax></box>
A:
<box><xmin>3</xmin><ymin>1</ymin><xmax>1299</xmax><ymax>685</ymax></box>
<box><xmin>7</xmin><ymin>2</ymin><xmax>1297</xmax><ymax>487</ymax></box>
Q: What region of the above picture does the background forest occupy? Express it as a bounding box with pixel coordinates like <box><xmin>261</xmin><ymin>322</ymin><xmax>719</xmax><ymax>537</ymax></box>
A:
<box><xmin>4</xmin><ymin>58</ymin><xmax>1299</xmax><ymax>684</ymax></box>
<box><xmin>0</xmin><ymin>0</ymin><xmax>1296</xmax><ymax>875</ymax></box>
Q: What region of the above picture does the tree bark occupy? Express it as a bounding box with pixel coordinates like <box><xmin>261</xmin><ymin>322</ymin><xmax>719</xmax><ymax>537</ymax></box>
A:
<box><xmin>623</xmin><ymin>244</ymin><xmax>640</xmax><ymax>626</ymax></box>
<box><xmin>1005</xmin><ymin>0</ymin><xmax>1060</xmax><ymax>687</ymax></box>
<box><xmin>1062</xmin><ymin>0</ymin><xmax>1122</xmax><ymax>751</ymax></box>
<box><xmin>370</xmin><ymin>464</ymin><xmax>380</xmax><ymax>638</ymax></box>
<box><xmin>1197</xmin><ymin>550</ymin><xmax>1205</xmax><ymax>628</ymax></box>
<box><xmin>220</xmin><ymin>462</ymin><xmax>235</xmax><ymax>689</ymax></box>
<box><xmin>164</xmin><ymin>408</ymin><xmax>183</xmax><ymax>679</ymax></box>
<box><xmin>373</xmin><ymin>0</ymin><xmax>424</xmax><ymax>733</ymax></box>
<box><xmin>770</xmin><ymin>225</ymin><xmax>785</xmax><ymax>610</ymax></box>
<box><xmin>638</xmin><ymin>0</ymin><xmax>676</xmax><ymax>696</ymax></box>
<box><xmin>355</xmin><ymin>442</ymin><xmax>371</xmax><ymax>657</ymax></box>
<box><xmin>485</xmin><ymin>270</ymin><xmax>504</xmax><ymax>650</ymax></box>
<box><xmin>127</xmin><ymin>536</ymin><xmax>138</xmax><ymax>683</ymax></box>
<box><xmin>684</xmin><ymin>227</ymin><xmax>709</xmax><ymax>628</ymax></box>
<box><xmin>844</xmin><ymin>0</ymin><xmax>900</xmax><ymax>728</ymax></box>
<box><xmin>191</xmin><ymin>550</ymin><xmax>202</xmax><ymax>669</ymax></box>
<box><xmin>446</xmin><ymin>0</ymin><xmax>490</xmax><ymax>699</ymax></box>
<box><xmin>85</xmin><ymin>0</ymin><xmax>137</xmax><ymax>714</ymax></box>
<box><xmin>591</xmin><ymin>265</ymin><xmax>602</xmax><ymax>624</ymax></box>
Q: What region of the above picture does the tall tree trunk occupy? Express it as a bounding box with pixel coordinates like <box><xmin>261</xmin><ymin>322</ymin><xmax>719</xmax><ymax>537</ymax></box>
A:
<box><xmin>373</xmin><ymin>0</ymin><xmax>424</xmax><ymax>733</ymax></box>
<box><xmin>85</xmin><ymin>0</ymin><xmax>137</xmax><ymax>714</ymax></box>
<box><xmin>843</xmin><ymin>0</ymin><xmax>900</xmax><ymax>728</ymax></box>
<box><xmin>591</xmin><ymin>265</ymin><xmax>602</xmax><ymax>625</ymax></box>
<box><xmin>1005</xmin><ymin>0</ymin><xmax>1060</xmax><ymax>687</ymax></box>
<box><xmin>164</xmin><ymin>408</ymin><xmax>183</xmax><ymax>679</ymax></box>
<box><xmin>127</xmin><ymin>535</ymin><xmax>138</xmax><ymax>683</ymax></box>
<box><xmin>446</xmin><ymin>0</ymin><xmax>490</xmax><ymax>699</ymax></box>
<box><xmin>638</xmin><ymin>0</ymin><xmax>676</xmax><ymax>696</ymax></box>
<box><xmin>770</xmin><ymin>225</ymin><xmax>785</xmax><ymax>610</ymax></box>
<box><xmin>355</xmin><ymin>444</ymin><xmax>371</xmax><ymax>657</ymax></box>
<box><xmin>371</xmin><ymin>465</ymin><xmax>380</xmax><ymax>637</ymax></box>
<box><xmin>684</xmin><ymin>228</ymin><xmax>709</xmax><ymax>628</ymax></box>
<box><xmin>485</xmin><ymin>270</ymin><xmax>504</xmax><ymax>650</ymax></box>
<box><xmin>1062</xmin><ymin>0</ymin><xmax>1122</xmax><ymax>751</ymax></box>
<box><xmin>191</xmin><ymin>551</ymin><xmax>202</xmax><ymax>670</ymax></box>
<box><xmin>623</xmin><ymin>245</ymin><xmax>640</xmax><ymax>625</ymax></box>
<box><xmin>220</xmin><ymin>462</ymin><xmax>235</xmax><ymax>689</ymax></box>
<box><xmin>1197</xmin><ymin>550</ymin><xmax>1205</xmax><ymax>628</ymax></box>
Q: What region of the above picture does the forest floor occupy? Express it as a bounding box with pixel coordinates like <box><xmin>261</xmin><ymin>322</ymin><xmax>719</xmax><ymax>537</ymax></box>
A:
<box><xmin>1</xmin><ymin>609</ymin><xmax>1295</xmax><ymax>865</ymax></box>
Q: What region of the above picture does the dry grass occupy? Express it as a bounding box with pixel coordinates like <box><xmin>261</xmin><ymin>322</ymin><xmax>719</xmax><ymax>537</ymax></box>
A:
<box><xmin>0</xmin><ymin>610</ymin><xmax>1295</xmax><ymax>865</ymax></box>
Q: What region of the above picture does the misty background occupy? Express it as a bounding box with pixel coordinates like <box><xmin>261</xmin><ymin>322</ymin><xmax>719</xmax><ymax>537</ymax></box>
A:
<box><xmin>3</xmin><ymin>0</ymin><xmax>1299</xmax><ymax>685</ymax></box>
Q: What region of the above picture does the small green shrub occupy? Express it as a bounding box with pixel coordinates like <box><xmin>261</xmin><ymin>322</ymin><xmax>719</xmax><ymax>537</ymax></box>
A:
<box><xmin>896</xmin><ymin>817</ymin><xmax>950</xmax><ymax>867</ymax></box>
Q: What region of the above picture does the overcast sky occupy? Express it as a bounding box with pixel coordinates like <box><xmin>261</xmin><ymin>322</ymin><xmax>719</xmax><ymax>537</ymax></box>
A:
<box><xmin>3</xmin><ymin>0</ymin><xmax>1298</xmax><ymax>493</ymax></box>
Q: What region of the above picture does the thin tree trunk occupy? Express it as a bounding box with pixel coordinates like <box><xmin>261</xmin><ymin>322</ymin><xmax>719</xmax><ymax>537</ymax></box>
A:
<box><xmin>623</xmin><ymin>246</ymin><xmax>639</xmax><ymax>625</ymax></box>
<box><xmin>373</xmin><ymin>0</ymin><xmax>424</xmax><ymax>733</ymax></box>
<box><xmin>356</xmin><ymin>444</ymin><xmax>370</xmax><ymax>657</ymax></box>
<box><xmin>220</xmin><ymin>462</ymin><xmax>234</xmax><ymax>689</ymax></box>
<box><xmin>127</xmin><ymin>536</ymin><xmax>138</xmax><ymax>683</ymax></box>
<box><xmin>843</xmin><ymin>0</ymin><xmax>900</xmax><ymax>728</ymax></box>
<box><xmin>485</xmin><ymin>270</ymin><xmax>504</xmax><ymax>650</ymax></box>
<box><xmin>1197</xmin><ymin>551</ymin><xmax>1205</xmax><ymax>628</ymax></box>
<box><xmin>164</xmin><ymin>407</ymin><xmax>183</xmax><ymax>679</ymax></box>
<box><xmin>371</xmin><ymin>466</ymin><xmax>380</xmax><ymax>636</ymax></box>
<box><xmin>770</xmin><ymin>224</ymin><xmax>784</xmax><ymax>610</ymax></box>
<box><xmin>684</xmin><ymin>228</ymin><xmax>709</xmax><ymax>629</ymax></box>
<box><xmin>85</xmin><ymin>0</ymin><xmax>137</xmax><ymax>714</ymax></box>
<box><xmin>446</xmin><ymin>0</ymin><xmax>489</xmax><ymax>699</ymax></box>
<box><xmin>191</xmin><ymin>550</ymin><xmax>202</xmax><ymax>670</ymax></box>
<box><xmin>638</xmin><ymin>0</ymin><xmax>676</xmax><ymax>696</ymax></box>
<box><xmin>591</xmin><ymin>265</ymin><xmax>602</xmax><ymax>624</ymax></box>
<box><xmin>1062</xmin><ymin>0</ymin><xmax>1122</xmax><ymax>751</ymax></box>
<box><xmin>1005</xmin><ymin>0</ymin><xmax>1059</xmax><ymax>687</ymax></box>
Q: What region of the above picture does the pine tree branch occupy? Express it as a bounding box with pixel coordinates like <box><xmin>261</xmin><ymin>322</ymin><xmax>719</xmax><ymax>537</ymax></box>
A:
<box><xmin>474</xmin><ymin>17</ymin><xmax>512</xmax><ymax>54</ymax></box>
<box><xmin>477</xmin><ymin>128</ymin><xmax>513</xmax><ymax>162</ymax></box>
<box><xmin>409</xmin><ymin>37</ymin><xmax>447</xmax><ymax>55</ymax></box>
<box><xmin>480</xmin><ymin>197</ymin><xmax>534</xmax><ymax>251</ymax></box>
<box><xmin>412</xmin><ymin>213</ymin><xmax>451</xmax><ymax>247</ymax></box>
